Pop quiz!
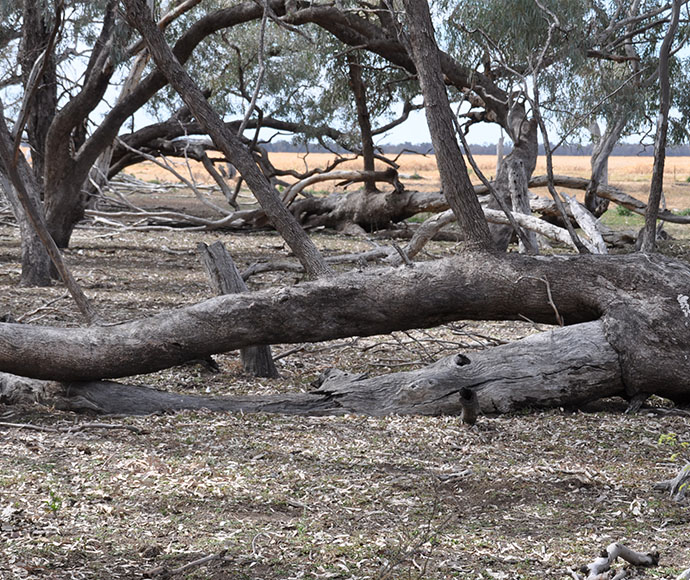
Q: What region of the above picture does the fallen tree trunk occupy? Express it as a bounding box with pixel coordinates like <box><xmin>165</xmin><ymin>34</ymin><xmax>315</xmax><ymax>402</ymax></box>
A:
<box><xmin>529</xmin><ymin>174</ymin><xmax>690</xmax><ymax>224</ymax></box>
<box><xmin>0</xmin><ymin>252</ymin><xmax>689</xmax><ymax>411</ymax></box>
<box><xmin>289</xmin><ymin>187</ymin><xmax>448</xmax><ymax>233</ymax></box>
<box><xmin>0</xmin><ymin>320</ymin><xmax>622</xmax><ymax>415</ymax></box>
<box><xmin>285</xmin><ymin>174</ymin><xmax>690</xmax><ymax>236</ymax></box>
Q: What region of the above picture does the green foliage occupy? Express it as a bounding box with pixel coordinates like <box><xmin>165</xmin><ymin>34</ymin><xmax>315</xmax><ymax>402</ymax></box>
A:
<box><xmin>45</xmin><ymin>489</ymin><xmax>62</xmax><ymax>515</ymax></box>
<box><xmin>440</xmin><ymin>0</ymin><xmax>687</xmax><ymax>152</ymax></box>
<box><xmin>146</xmin><ymin>1</ymin><xmax>419</xmax><ymax>151</ymax></box>
<box><xmin>657</xmin><ymin>432</ymin><xmax>689</xmax><ymax>462</ymax></box>
<box><xmin>445</xmin><ymin>0</ymin><xmax>586</xmax><ymax>72</ymax></box>
<box><xmin>616</xmin><ymin>205</ymin><xmax>634</xmax><ymax>217</ymax></box>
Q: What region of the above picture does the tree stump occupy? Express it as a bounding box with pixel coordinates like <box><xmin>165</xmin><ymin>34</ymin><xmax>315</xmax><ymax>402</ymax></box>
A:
<box><xmin>197</xmin><ymin>241</ymin><xmax>279</xmax><ymax>378</ymax></box>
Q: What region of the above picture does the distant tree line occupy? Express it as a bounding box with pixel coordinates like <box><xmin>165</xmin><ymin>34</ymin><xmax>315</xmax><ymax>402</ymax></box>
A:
<box><xmin>262</xmin><ymin>140</ymin><xmax>690</xmax><ymax>156</ymax></box>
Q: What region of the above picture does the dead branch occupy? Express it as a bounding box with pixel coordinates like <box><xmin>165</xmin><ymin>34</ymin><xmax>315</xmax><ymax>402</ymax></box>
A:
<box><xmin>16</xmin><ymin>292</ymin><xmax>69</xmax><ymax>323</ymax></box>
<box><xmin>563</xmin><ymin>194</ymin><xmax>608</xmax><ymax>254</ymax></box>
<box><xmin>115</xmin><ymin>138</ymin><xmax>233</xmax><ymax>216</ymax></box>
<box><xmin>572</xmin><ymin>542</ymin><xmax>659</xmax><ymax>580</ymax></box>
<box><xmin>0</xmin><ymin>421</ymin><xmax>143</xmax><ymax>434</ymax></box>
<box><xmin>281</xmin><ymin>169</ymin><xmax>402</xmax><ymax>205</ymax></box>
<box><xmin>529</xmin><ymin>175</ymin><xmax>690</xmax><ymax>224</ymax></box>
<box><xmin>654</xmin><ymin>462</ymin><xmax>690</xmax><ymax>502</ymax></box>
<box><xmin>144</xmin><ymin>549</ymin><xmax>227</xmax><ymax>578</ymax></box>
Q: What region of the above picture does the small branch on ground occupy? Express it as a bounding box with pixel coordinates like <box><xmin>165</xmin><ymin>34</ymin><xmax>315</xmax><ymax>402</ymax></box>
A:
<box><xmin>0</xmin><ymin>421</ymin><xmax>144</xmax><ymax>434</ymax></box>
<box><xmin>654</xmin><ymin>462</ymin><xmax>690</xmax><ymax>503</ymax></box>
<box><xmin>571</xmin><ymin>542</ymin><xmax>659</xmax><ymax>580</ymax></box>
<box><xmin>144</xmin><ymin>549</ymin><xmax>227</xmax><ymax>578</ymax></box>
<box><xmin>16</xmin><ymin>292</ymin><xmax>70</xmax><ymax>323</ymax></box>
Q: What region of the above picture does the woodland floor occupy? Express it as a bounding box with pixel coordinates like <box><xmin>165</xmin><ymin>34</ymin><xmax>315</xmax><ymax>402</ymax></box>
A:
<box><xmin>1</xmin><ymin>163</ymin><xmax>690</xmax><ymax>579</ymax></box>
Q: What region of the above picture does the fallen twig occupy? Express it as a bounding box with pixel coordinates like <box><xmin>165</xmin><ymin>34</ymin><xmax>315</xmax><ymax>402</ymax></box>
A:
<box><xmin>16</xmin><ymin>292</ymin><xmax>70</xmax><ymax>323</ymax></box>
<box><xmin>571</xmin><ymin>542</ymin><xmax>659</xmax><ymax>580</ymax></box>
<box><xmin>144</xmin><ymin>549</ymin><xmax>227</xmax><ymax>578</ymax></box>
<box><xmin>654</xmin><ymin>462</ymin><xmax>690</xmax><ymax>502</ymax></box>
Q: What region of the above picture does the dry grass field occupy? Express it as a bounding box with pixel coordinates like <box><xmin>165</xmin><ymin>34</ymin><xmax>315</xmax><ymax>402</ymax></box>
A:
<box><xmin>128</xmin><ymin>152</ymin><xmax>690</xmax><ymax>212</ymax></box>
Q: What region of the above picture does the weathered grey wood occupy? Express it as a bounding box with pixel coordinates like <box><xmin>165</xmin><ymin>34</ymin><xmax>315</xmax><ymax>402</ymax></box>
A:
<box><xmin>314</xmin><ymin>320</ymin><xmax>622</xmax><ymax>415</ymax></box>
<box><xmin>0</xmin><ymin>320</ymin><xmax>624</xmax><ymax>416</ymax></box>
<box><xmin>197</xmin><ymin>241</ymin><xmax>279</xmax><ymax>378</ymax></box>
<box><xmin>507</xmin><ymin>159</ymin><xmax>538</xmax><ymax>253</ymax></box>
<box><xmin>0</xmin><ymin>252</ymin><xmax>689</xmax><ymax>406</ymax></box>
<box><xmin>0</xmin><ymin>372</ymin><xmax>332</xmax><ymax>415</ymax></box>
<box><xmin>528</xmin><ymin>174</ymin><xmax>690</xmax><ymax>224</ymax></box>
<box><xmin>563</xmin><ymin>194</ymin><xmax>608</xmax><ymax>254</ymax></box>
<box><xmin>654</xmin><ymin>463</ymin><xmax>690</xmax><ymax>503</ymax></box>
<box><xmin>578</xmin><ymin>542</ymin><xmax>659</xmax><ymax>580</ymax></box>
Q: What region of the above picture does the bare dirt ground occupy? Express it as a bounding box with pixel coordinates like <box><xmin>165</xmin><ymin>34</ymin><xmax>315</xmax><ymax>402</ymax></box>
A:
<box><xmin>1</xmin><ymin>154</ymin><xmax>689</xmax><ymax>579</ymax></box>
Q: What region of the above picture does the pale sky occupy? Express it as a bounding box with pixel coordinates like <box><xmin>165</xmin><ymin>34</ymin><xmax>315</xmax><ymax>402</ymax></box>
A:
<box><xmin>376</xmin><ymin>108</ymin><xmax>503</xmax><ymax>145</ymax></box>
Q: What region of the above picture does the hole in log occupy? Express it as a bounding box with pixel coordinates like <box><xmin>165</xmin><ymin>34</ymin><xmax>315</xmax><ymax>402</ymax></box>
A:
<box><xmin>454</xmin><ymin>354</ymin><xmax>471</xmax><ymax>366</ymax></box>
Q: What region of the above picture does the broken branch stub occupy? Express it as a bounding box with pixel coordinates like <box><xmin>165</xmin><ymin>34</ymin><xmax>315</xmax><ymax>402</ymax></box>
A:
<box><xmin>197</xmin><ymin>241</ymin><xmax>279</xmax><ymax>378</ymax></box>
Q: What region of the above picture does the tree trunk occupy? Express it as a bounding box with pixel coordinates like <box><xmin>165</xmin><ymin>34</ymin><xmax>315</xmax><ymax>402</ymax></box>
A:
<box><xmin>640</xmin><ymin>0</ymin><xmax>681</xmax><ymax>253</ymax></box>
<box><xmin>586</xmin><ymin>117</ymin><xmax>625</xmax><ymax>216</ymax></box>
<box><xmin>290</xmin><ymin>187</ymin><xmax>447</xmax><ymax>232</ymax></box>
<box><xmin>197</xmin><ymin>241</ymin><xmax>279</xmax><ymax>378</ymax></box>
<box><xmin>400</xmin><ymin>0</ymin><xmax>494</xmax><ymax>251</ymax></box>
<box><xmin>20</xmin><ymin>0</ymin><xmax>59</xmax><ymax>183</ymax></box>
<box><xmin>0</xmin><ymin>320</ymin><xmax>622</xmax><ymax>416</ymax></box>
<box><xmin>122</xmin><ymin>0</ymin><xmax>332</xmax><ymax>278</ymax></box>
<box><xmin>0</xmin><ymin>177</ymin><xmax>51</xmax><ymax>286</ymax></box>
<box><xmin>507</xmin><ymin>158</ymin><xmax>538</xmax><ymax>252</ymax></box>
<box><xmin>0</xmin><ymin>114</ymin><xmax>51</xmax><ymax>286</ymax></box>
<box><xmin>347</xmin><ymin>52</ymin><xmax>378</xmax><ymax>193</ymax></box>
<box><xmin>495</xmin><ymin>133</ymin><xmax>504</xmax><ymax>175</ymax></box>
<box><xmin>0</xmin><ymin>252</ymin><xmax>688</xmax><ymax>406</ymax></box>
<box><xmin>488</xmin><ymin>107</ymin><xmax>539</xmax><ymax>251</ymax></box>
<box><xmin>44</xmin><ymin>179</ymin><xmax>89</xmax><ymax>248</ymax></box>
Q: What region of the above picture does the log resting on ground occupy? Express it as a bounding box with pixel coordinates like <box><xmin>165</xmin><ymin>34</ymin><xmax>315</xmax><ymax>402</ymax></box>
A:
<box><xmin>286</xmin><ymin>175</ymin><xmax>690</xmax><ymax>235</ymax></box>
<box><xmin>0</xmin><ymin>320</ymin><xmax>621</xmax><ymax>415</ymax></box>
<box><xmin>0</xmin><ymin>252</ymin><xmax>689</xmax><ymax>414</ymax></box>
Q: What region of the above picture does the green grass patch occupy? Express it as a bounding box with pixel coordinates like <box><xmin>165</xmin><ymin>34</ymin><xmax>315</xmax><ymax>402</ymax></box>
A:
<box><xmin>406</xmin><ymin>212</ymin><xmax>434</xmax><ymax>223</ymax></box>
<box><xmin>600</xmin><ymin>206</ymin><xmax>644</xmax><ymax>228</ymax></box>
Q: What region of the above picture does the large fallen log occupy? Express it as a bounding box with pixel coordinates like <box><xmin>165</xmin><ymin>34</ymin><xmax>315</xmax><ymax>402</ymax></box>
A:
<box><xmin>0</xmin><ymin>252</ymin><xmax>689</xmax><ymax>416</ymax></box>
<box><xmin>0</xmin><ymin>320</ymin><xmax>621</xmax><ymax>415</ymax></box>
<box><xmin>529</xmin><ymin>174</ymin><xmax>690</xmax><ymax>224</ymax></box>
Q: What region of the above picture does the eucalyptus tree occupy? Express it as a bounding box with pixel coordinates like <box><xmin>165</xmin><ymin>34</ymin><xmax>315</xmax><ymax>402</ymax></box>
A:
<box><xmin>444</xmin><ymin>0</ymin><xmax>690</xmax><ymax>221</ymax></box>
<box><xmin>0</xmin><ymin>0</ymin><xmax>335</xmax><ymax>285</ymax></box>
<box><xmin>152</xmin><ymin>8</ymin><xmax>420</xmax><ymax>186</ymax></box>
